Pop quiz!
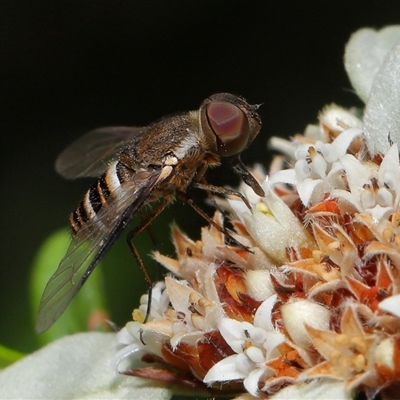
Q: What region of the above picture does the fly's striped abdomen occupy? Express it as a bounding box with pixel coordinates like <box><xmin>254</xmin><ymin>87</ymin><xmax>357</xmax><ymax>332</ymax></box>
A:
<box><xmin>69</xmin><ymin>160</ymin><xmax>129</xmax><ymax>233</ymax></box>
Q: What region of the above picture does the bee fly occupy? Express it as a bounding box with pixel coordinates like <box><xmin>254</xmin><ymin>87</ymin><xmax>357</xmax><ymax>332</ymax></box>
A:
<box><xmin>36</xmin><ymin>93</ymin><xmax>265</xmax><ymax>333</ymax></box>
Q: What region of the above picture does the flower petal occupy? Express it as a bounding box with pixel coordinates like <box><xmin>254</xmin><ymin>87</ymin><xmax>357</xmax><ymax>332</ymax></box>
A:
<box><xmin>379</xmin><ymin>294</ymin><xmax>400</xmax><ymax>318</ymax></box>
<box><xmin>244</xmin><ymin>183</ymin><xmax>315</xmax><ymax>263</ymax></box>
<box><xmin>218</xmin><ymin>318</ymin><xmax>251</xmax><ymax>351</ymax></box>
<box><xmin>281</xmin><ymin>299</ymin><xmax>330</xmax><ymax>348</ymax></box>
<box><xmin>253</xmin><ymin>294</ymin><xmax>277</xmax><ymax>331</ymax></box>
<box><xmin>243</xmin><ymin>368</ymin><xmax>265</xmax><ymax>397</ymax></box>
<box><xmin>203</xmin><ymin>355</ymin><xmax>246</xmax><ymax>383</ymax></box>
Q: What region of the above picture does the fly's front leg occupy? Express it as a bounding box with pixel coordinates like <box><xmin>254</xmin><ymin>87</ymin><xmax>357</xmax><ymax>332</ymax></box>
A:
<box><xmin>126</xmin><ymin>199</ymin><xmax>169</xmax><ymax>323</ymax></box>
<box><xmin>177</xmin><ymin>191</ymin><xmax>252</xmax><ymax>252</ymax></box>
<box><xmin>230</xmin><ymin>155</ymin><xmax>265</xmax><ymax>197</ymax></box>
<box><xmin>193</xmin><ymin>181</ymin><xmax>252</xmax><ymax>211</ymax></box>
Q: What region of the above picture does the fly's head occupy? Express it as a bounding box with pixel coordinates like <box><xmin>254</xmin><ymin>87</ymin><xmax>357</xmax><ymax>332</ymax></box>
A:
<box><xmin>199</xmin><ymin>93</ymin><xmax>265</xmax><ymax>197</ymax></box>
<box><xmin>199</xmin><ymin>93</ymin><xmax>261</xmax><ymax>158</ymax></box>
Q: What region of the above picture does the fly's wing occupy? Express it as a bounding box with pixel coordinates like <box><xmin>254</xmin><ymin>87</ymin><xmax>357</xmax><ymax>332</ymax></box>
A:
<box><xmin>56</xmin><ymin>126</ymin><xmax>146</xmax><ymax>179</ymax></box>
<box><xmin>35</xmin><ymin>169</ymin><xmax>161</xmax><ymax>333</ymax></box>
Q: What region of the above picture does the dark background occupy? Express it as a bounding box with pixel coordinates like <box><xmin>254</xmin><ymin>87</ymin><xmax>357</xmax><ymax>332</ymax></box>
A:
<box><xmin>2</xmin><ymin>1</ymin><xmax>399</xmax><ymax>352</ymax></box>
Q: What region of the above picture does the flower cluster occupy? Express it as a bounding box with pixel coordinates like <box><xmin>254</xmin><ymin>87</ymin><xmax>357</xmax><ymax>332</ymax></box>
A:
<box><xmin>114</xmin><ymin>27</ymin><xmax>400</xmax><ymax>399</ymax></box>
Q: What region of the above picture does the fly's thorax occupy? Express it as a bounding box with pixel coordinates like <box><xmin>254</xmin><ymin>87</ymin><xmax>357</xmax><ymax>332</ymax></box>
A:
<box><xmin>120</xmin><ymin>112</ymin><xmax>211</xmax><ymax>168</ymax></box>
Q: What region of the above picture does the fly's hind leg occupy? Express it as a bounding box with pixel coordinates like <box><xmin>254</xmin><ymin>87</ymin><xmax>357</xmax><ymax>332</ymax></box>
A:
<box><xmin>126</xmin><ymin>199</ymin><xmax>169</xmax><ymax>324</ymax></box>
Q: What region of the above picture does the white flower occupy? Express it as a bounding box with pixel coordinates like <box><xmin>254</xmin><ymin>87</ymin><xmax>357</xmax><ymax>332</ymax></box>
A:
<box><xmin>204</xmin><ymin>295</ymin><xmax>285</xmax><ymax>396</ymax></box>
<box><xmin>332</xmin><ymin>143</ymin><xmax>400</xmax><ymax>222</ymax></box>
<box><xmin>113</xmin><ymin>282</ymin><xmax>170</xmax><ymax>372</ymax></box>
<box><xmin>229</xmin><ymin>181</ymin><xmax>315</xmax><ymax>264</ymax></box>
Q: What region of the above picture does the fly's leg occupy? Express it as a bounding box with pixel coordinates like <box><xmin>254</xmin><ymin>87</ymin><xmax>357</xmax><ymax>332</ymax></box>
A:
<box><xmin>177</xmin><ymin>191</ymin><xmax>252</xmax><ymax>252</ymax></box>
<box><xmin>193</xmin><ymin>181</ymin><xmax>253</xmax><ymax>210</ymax></box>
<box><xmin>126</xmin><ymin>199</ymin><xmax>169</xmax><ymax>323</ymax></box>
<box><xmin>139</xmin><ymin>209</ymin><xmax>164</xmax><ymax>281</ymax></box>
<box><xmin>230</xmin><ymin>155</ymin><xmax>265</xmax><ymax>197</ymax></box>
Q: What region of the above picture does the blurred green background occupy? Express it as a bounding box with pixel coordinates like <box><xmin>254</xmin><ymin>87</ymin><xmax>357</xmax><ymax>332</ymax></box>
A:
<box><xmin>2</xmin><ymin>1</ymin><xmax>399</xmax><ymax>353</ymax></box>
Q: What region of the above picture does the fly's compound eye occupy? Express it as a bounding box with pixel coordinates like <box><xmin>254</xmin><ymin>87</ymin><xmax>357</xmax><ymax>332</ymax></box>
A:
<box><xmin>206</xmin><ymin>100</ymin><xmax>250</xmax><ymax>157</ymax></box>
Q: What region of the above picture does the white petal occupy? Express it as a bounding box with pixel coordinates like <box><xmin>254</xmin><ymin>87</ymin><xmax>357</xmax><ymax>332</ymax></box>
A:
<box><xmin>262</xmin><ymin>332</ymin><xmax>286</xmax><ymax>360</ymax></box>
<box><xmin>313</xmin><ymin>154</ymin><xmax>327</xmax><ymax>178</ymax></box>
<box><xmin>340</xmin><ymin>154</ymin><xmax>372</xmax><ymax>195</ymax></box>
<box><xmin>367</xmin><ymin>204</ymin><xmax>394</xmax><ymax>222</ymax></box>
<box><xmin>268</xmin><ymin>136</ymin><xmax>296</xmax><ymax>159</ymax></box>
<box><xmin>236</xmin><ymin>352</ymin><xmax>256</xmax><ymax>374</ymax></box>
<box><xmin>281</xmin><ymin>299</ymin><xmax>330</xmax><ymax>348</ymax></box>
<box><xmin>269</xmin><ymin>168</ymin><xmax>298</xmax><ymax>187</ymax></box>
<box><xmin>379</xmin><ymin>294</ymin><xmax>400</xmax><ymax>318</ymax></box>
<box><xmin>203</xmin><ymin>355</ymin><xmax>246</xmax><ymax>383</ymax></box>
<box><xmin>243</xmin><ymin>368</ymin><xmax>265</xmax><ymax>397</ymax></box>
<box><xmin>330</xmin><ymin>128</ymin><xmax>363</xmax><ymax>158</ymax></box>
<box><xmin>218</xmin><ymin>318</ymin><xmax>251</xmax><ymax>351</ymax></box>
<box><xmin>318</xmin><ymin>142</ymin><xmax>339</xmax><ymax>164</ymax></box>
<box><xmin>253</xmin><ymin>294</ymin><xmax>277</xmax><ymax>331</ymax></box>
<box><xmin>377</xmin><ymin>187</ymin><xmax>393</xmax><ymax>207</ymax></box>
<box><xmin>245</xmin><ymin>270</ymin><xmax>275</xmax><ymax>301</ymax></box>
<box><xmin>374</xmin><ymin>338</ymin><xmax>395</xmax><ymax>370</ymax></box>
<box><xmin>378</xmin><ymin>143</ymin><xmax>400</xmax><ymax>191</ymax></box>
<box><xmin>363</xmin><ymin>42</ymin><xmax>400</xmax><ymax>155</ymax></box>
<box><xmin>331</xmin><ymin>188</ymin><xmax>363</xmax><ymax>212</ymax></box>
<box><xmin>245</xmin><ymin>346</ymin><xmax>265</xmax><ymax>364</ymax></box>
<box><xmin>319</xmin><ymin>105</ymin><xmax>362</xmax><ymax>133</ymax></box>
<box><xmin>113</xmin><ymin>342</ymin><xmax>143</xmax><ymax>373</ymax></box>
<box><xmin>344</xmin><ymin>26</ymin><xmax>400</xmax><ymax>103</ymax></box>
<box><xmin>295</xmin><ymin>159</ymin><xmax>311</xmax><ymax>180</ymax></box>
<box><xmin>296</xmin><ymin>178</ymin><xmax>323</xmax><ymax>206</ymax></box>
<box><xmin>164</xmin><ymin>276</ymin><xmax>197</xmax><ymax>320</ymax></box>
<box><xmin>245</xmin><ymin>183</ymin><xmax>315</xmax><ymax>263</ymax></box>
<box><xmin>228</xmin><ymin>197</ymin><xmax>252</xmax><ymax>222</ymax></box>
<box><xmin>0</xmin><ymin>333</ymin><xmax>172</xmax><ymax>400</ymax></box>
<box><xmin>360</xmin><ymin>189</ymin><xmax>376</xmax><ymax>209</ymax></box>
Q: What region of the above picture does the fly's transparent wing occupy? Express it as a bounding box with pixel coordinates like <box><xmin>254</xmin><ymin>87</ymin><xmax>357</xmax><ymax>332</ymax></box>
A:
<box><xmin>35</xmin><ymin>169</ymin><xmax>161</xmax><ymax>333</ymax></box>
<box><xmin>56</xmin><ymin>126</ymin><xmax>146</xmax><ymax>179</ymax></box>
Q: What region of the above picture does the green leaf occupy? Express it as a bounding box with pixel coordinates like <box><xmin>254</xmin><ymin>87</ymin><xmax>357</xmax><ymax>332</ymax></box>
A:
<box><xmin>30</xmin><ymin>229</ymin><xmax>109</xmax><ymax>345</ymax></box>
<box><xmin>344</xmin><ymin>25</ymin><xmax>400</xmax><ymax>103</ymax></box>
<box><xmin>0</xmin><ymin>332</ymin><xmax>173</xmax><ymax>399</ymax></box>
<box><xmin>0</xmin><ymin>344</ymin><xmax>25</xmax><ymax>369</ymax></box>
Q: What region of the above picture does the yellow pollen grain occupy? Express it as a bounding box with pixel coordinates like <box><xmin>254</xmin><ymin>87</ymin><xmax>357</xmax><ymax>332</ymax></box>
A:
<box><xmin>312</xmin><ymin>250</ymin><xmax>323</xmax><ymax>263</ymax></box>
<box><xmin>188</xmin><ymin>292</ymin><xmax>202</xmax><ymax>305</ymax></box>
<box><xmin>327</xmin><ymin>241</ymin><xmax>341</xmax><ymax>251</ymax></box>
<box><xmin>338</xmin><ymin>357</ymin><xmax>349</xmax><ymax>368</ymax></box>
<box><xmin>395</xmin><ymin>234</ymin><xmax>400</xmax><ymax>249</ymax></box>
<box><xmin>392</xmin><ymin>211</ymin><xmax>400</xmax><ymax>226</ymax></box>
<box><xmin>330</xmin><ymin>349</ymin><xmax>341</xmax><ymax>362</ymax></box>
<box><xmin>352</xmin><ymin>354</ymin><xmax>366</xmax><ymax>372</ymax></box>
<box><xmin>308</xmin><ymin>147</ymin><xmax>317</xmax><ymax>158</ymax></box>
<box><xmin>350</xmin><ymin>337</ymin><xmax>366</xmax><ymax>353</ymax></box>
<box><xmin>383</xmin><ymin>228</ymin><xmax>394</xmax><ymax>243</ymax></box>
<box><xmin>132</xmin><ymin>309</ymin><xmax>145</xmax><ymax>323</ymax></box>
<box><xmin>256</xmin><ymin>202</ymin><xmax>270</xmax><ymax>215</ymax></box>
<box><xmin>243</xmin><ymin>340</ymin><xmax>253</xmax><ymax>351</ymax></box>
<box><xmin>335</xmin><ymin>334</ymin><xmax>350</xmax><ymax>346</ymax></box>
<box><xmin>165</xmin><ymin>308</ymin><xmax>177</xmax><ymax>319</ymax></box>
